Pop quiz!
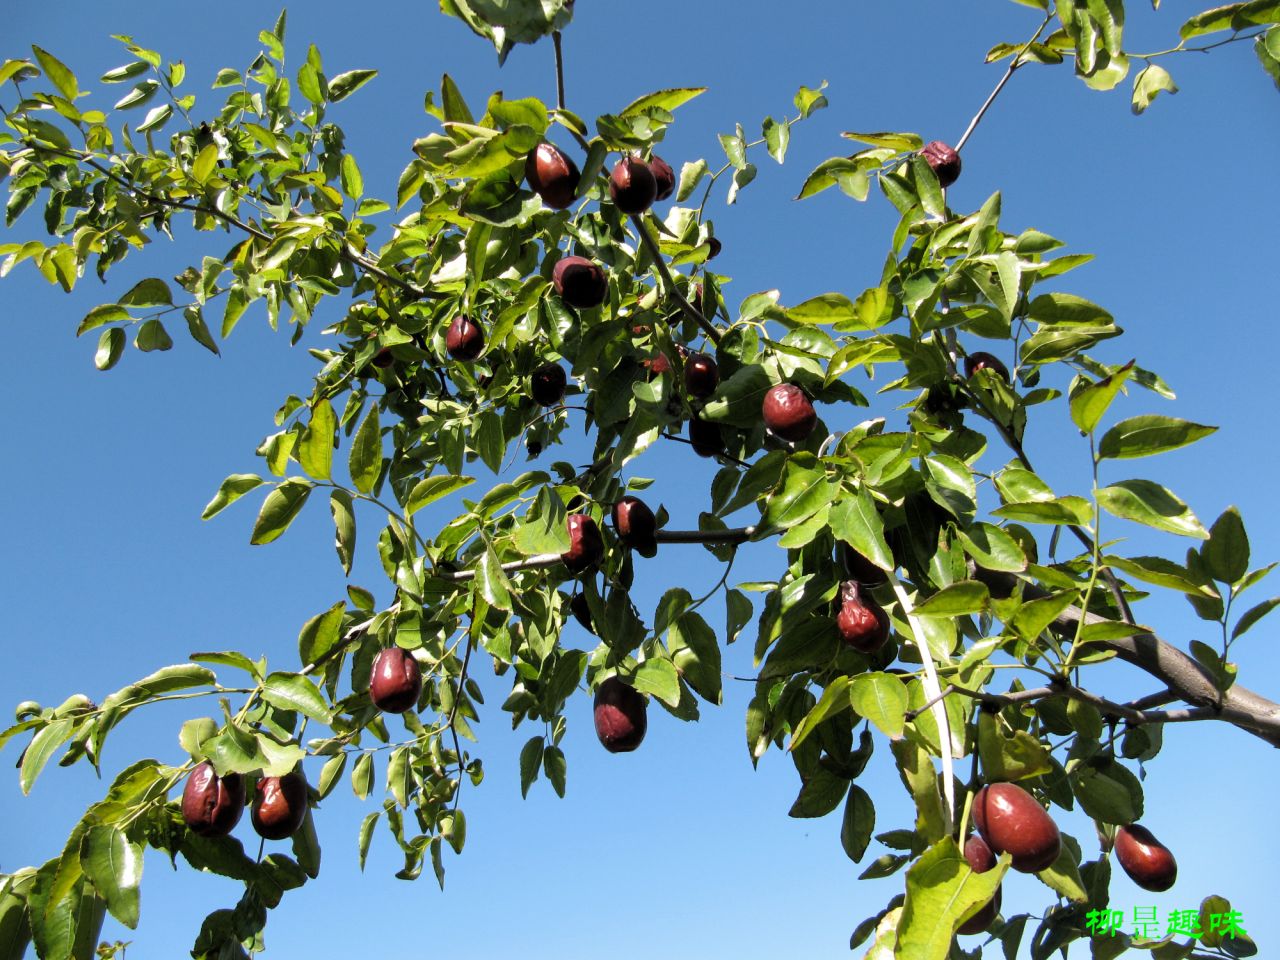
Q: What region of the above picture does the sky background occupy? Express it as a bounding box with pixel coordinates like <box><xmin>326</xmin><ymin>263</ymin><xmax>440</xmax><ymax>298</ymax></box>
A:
<box><xmin>2</xmin><ymin>2</ymin><xmax>1278</xmax><ymax>958</ymax></box>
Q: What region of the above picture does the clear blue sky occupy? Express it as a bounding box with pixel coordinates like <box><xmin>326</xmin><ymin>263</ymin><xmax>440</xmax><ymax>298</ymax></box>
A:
<box><xmin>3</xmin><ymin>2</ymin><xmax>1278</xmax><ymax>957</ymax></box>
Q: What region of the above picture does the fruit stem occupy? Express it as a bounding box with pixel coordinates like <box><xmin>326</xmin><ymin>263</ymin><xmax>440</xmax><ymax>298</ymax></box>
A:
<box><xmin>954</xmin><ymin>12</ymin><xmax>1054</xmax><ymax>154</ymax></box>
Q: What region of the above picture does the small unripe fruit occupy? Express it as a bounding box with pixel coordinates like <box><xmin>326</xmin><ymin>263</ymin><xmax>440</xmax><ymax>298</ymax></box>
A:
<box><xmin>593</xmin><ymin>676</ymin><xmax>647</xmax><ymax>752</ymax></box>
<box><xmin>445</xmin><ymin>315</ymin><xmax>484</xmax><ymax>361</ymax></box>
<box><xmin>957</xmin><ymin>835</ymin><xmax>1002</xmax><ymax>935</ymax></box>
<box><xmin>649</xmin><ymin>155</ymin><xmax>675</xmax><ymax>201</ymax></box>
<box><xmin>973</xmin><ymin>782</ymin><xmax>1061</xmax><ymax>873</ymax></box>
<box><xmin>1114</xmin><ymin>823</ymin><xmax>1177</xmax><ymax>892</ymax></box>
<box><xmin>762</xmin><ymin>383</ymin><xmax>817</xmax><ymax>442</ymax></box>
<box><xmin>611</xmin><ymin>496</ymin><xmax>658</xmax><ymax>558</ymax></box>
<box><xmin>965</xmin><ymin>351</ymin><xmax>1010</xmax><ymax>383</ymax></box>
<box><xmin>561</xmin><ymin>513</ymin><xmax>604</xmax><ymax>574</ymax></box>
<box><xmin>251</xmin><ymin>771</ymin><xmax>308</xmax><ymax>841</ymax></box>
<box><xmin>836</xmin><ymin>581</ymin><xmax>890</xmax><ymax>653</ymax></box>
<box><xmin>552</xmin><ymin>256</ymin><xmax>607</xmax><ymax>309</ymax></box>
<box><xmin>369</xmin><ymin>647</ymin><xmax>423</xmax><ymax>714</ymax></box>
<box><xmin>921</xmin><ymin>140</ymin><xmax>962</xmax><ymax>188</ymax></box>
<box><xmin>181</xmin><ymin>762</ymin><xmax>245</xmax><ymax>838</ymax></box>
<box><xmin>609</xmin><ymin>156</ymin><xmax>657</xmax><ymax>215</ymax></box>
<box><xmin>688</xmin><ymin>416</ymin><xmax>724</xmax><ymax>458</ymax></box>
<box><xmin>525</xmin><ymin>142</ymin><xmax>581</xmax><ymax>210</ymax></box>
<box><xmin>530</xmin><ymin>363</ymin><xmax>568</xmax><ymax>407</ymax></box>
<box><xmin>684</xmin><ymin>352</ymin><xmax>719</xmax><ymax>399</ymax></box>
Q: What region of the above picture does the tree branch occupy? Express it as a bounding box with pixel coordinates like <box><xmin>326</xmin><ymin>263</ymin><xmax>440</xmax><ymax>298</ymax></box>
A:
<box><xmin>630</xmin><ymin>213</ymin><xmax>722</xmax><ymax>345</ymax></box>
<box><xmin>955</xmin><ymin>12</ymin><xmax>1054</xmax><ymax>153</ymax></box>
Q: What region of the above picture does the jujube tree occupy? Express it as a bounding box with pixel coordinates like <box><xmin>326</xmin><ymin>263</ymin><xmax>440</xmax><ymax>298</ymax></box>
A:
<box><xmin>2</xmin><ymin>2</ymin><xmax>1279</xmax><ymax>958</ymax></box>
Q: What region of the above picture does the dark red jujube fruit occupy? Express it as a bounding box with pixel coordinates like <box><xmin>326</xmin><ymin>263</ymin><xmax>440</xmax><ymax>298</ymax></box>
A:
<box><xmin>525</xmin><ymin>142</ymin><xmax>581</xmax><ymax>210</ymax></box>
<box><xmin>250</xmin><ymin>771</ymin><xmax>309</xmax><ymax>841</ymax></box>
<box><xmin>837</xmin><ymin>542</ymin><xmax>889</xmax><ymax>587</ymax></box>
<box><xmin>920</xmin><ymin>140</ymin><xmax>962</xmax><ymax>188</ymax></box>
<box><xmin>445</xmin><ymin>315</ymin><xmax>484</xmax><ymax>361</ymax></box>
<box><xmin>688</xmin><ymin>416</ymin><xmax>725</xmax><ymax>458</ymax></box>
<box><xmin>957</xmin><ymin>834</ymin><xmax>1003</xmax><ymax>935</ymax></box>
<box><xmin>593</xmin><ymin>676</ymin><xmax>647</xmax><ymax>752</ymax></box>
<box><xmin>570</xmin><ymin>592</ymin><xmax>595</xmax><ymax>634</ymax></box>
<box><xmin>530</xmin><ymin>362</ymin><xmax>568</xmax><ymax>407</ymax></box>
<box><xmin>973</xmin><ymin>782</ymin><xmax>1061</xmax><ymax>873</ymax></box>
<box><xmin>835</xmin><ymin>581</ymin><xmax>890</xmax><ymax>653</ymax></box>
<box><xmin>561</xmin><ymin>513</ymin><xmax>604</xmax><ymax>574</ymax></box>
<box><xmin>611</xmin><ymin>496</ymin><xmax>658</xmax><ymax>558</ymax></box>
<box><xmin>1114</xmin><ymin>823</ymin><xmax>1178</xmax><ymax>892</ymax></box>
<box><xmin>648</xmin><ymin>154</ymin><xmax>675</xmax><ymax>201</ymax></box>
<box><xmin>369</xmin><ymin>647</ymin><xmax>423</xmax><ymax>714</ymax></box>
<box><xmin>964</xmin><ymin>351</ymin><xmax>1010</xmax><ymax>383</ymax></box>
<box><xmin>762</xmin><ymin>383</ymin><xmax>817</xmax><ymax>442</ymax></box>
<box><xmin>684</xmin><ymin>352</ymin><xmax>720</xmax><ymax>399</ymax></box>
<box><xmin>181</xmin><ymin>761</ymin><xmax>245</xmax><ymax>838</ymax></box>
<box><xmin>552</xmin><ymin>256</ymin><xmax>608</xmax><ymax>309</ymax></box>
<box><xmin>609</xmin><ymin>156</ymin><xmax>657</xmax><ymax>215</ymax></box>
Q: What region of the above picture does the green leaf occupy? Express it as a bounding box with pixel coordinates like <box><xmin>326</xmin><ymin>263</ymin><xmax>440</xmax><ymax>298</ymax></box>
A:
<box><xmin>911</xmin><ymin>581</ymin><xmax>989</xmax><ymax>617</ymax></box>
<box><xmin>348</xmin><ymin>405</ymin><xmax>382</xmax><ymax>494</ymax></box>
<box><xmin>1132</xmin><ymin>63</ymin><xmax>1178</xmax><ymax>114</ymax></box>
<box><xmin>298</xmin><ymin>399</ymin><xmax>336</xmax><ymax>480</ymax></box>
<box><xmin>977</xmin><ymin>711</ymin><xmax>1053</xmax><ymax>781</ymax></box>
<box><xmin>298</xmin><ymin>602</ymin><xmax>346</xmax><ymax>666</ymax></box>
<box><xmin>632</xmin><ymin>660</ymin><xmax>680</xmax><ymax>707</ymax></box>
<box><xmin>620</xmin><ymin>87</ymin><xmax>706</xmax><ymax>116</ymax></box>
<box><xmin>898</xmin><ymin>838</ymin><xmax>1005</xmax><ymax>956</ymax></box>
<box><xmin>955</xmin><ymin>523</ymin><xmax>1027</xmax><ymax>573</ymax></box>
<box><xmin>250</xmin><ymin>479</ymin><xmax>314</xmax><ymax>545</ymax></box>
<box><xmin>351</xmin><ymin>752</ymin><xmax>374</xmax><ymax>799</ymax></box>
<box><xmin>341</xmin><ymin>154</ymin><xmax>364</xmax><ymax>200</ymax></box>
<box><xmin>328</xmin><ymin>69</ymin><xmax>377</xmax><ymax>102</ymax></box>
<box><xmin>1098</xmin><ymin>415</ymin><xmax>1216</xmax><ymax>460</ymax></box>
<box><xmin>330</xmin><ymin>490</ymin><xmax>356</xmax><ymax>575</ymax></box>
<box><xmin>519</xmin><ymin>736</ymin><xmax>543</xmax><ymax>798</ymax></box>
<box><xmin>1069</xmin><ymin>360</ymin><xmax>1134</xmax><ymax>434</ymax></box>
<box><xmin>184</xmin><ymin>305</ymin><xmax>220</xmax><ymax>355</ymax></box>
<box><xmin>1205</xmin><ymin>506</ymin><xmax>1249</xmax><ymax>584</ymax></box>
<box><xmin>478</xmin><ymin>547</ymin><xmax>512</xmax><ymax>611</ymax></box>
<box><xmin>202</xmin><ymin>474</ymin><xmax>264</xmax><ymax>520</ymax></box>
<box><xmin>841</xmin><ymin>130</ymin><xmax>923</xmax><ymax>150</ymax></box>
<box><xmin>1097</xmin><ymin>480</ymin><xmax>1207</xmax><ymax>538</ymax></box>
<box><xmin>840</xmin><ymin>785</ymin><xmax>875</xmax><ymax>863</ymax></box>
<box><xmin>786</xmin><ymin>293</ymin><xmax>857</xmax><ymax>326</ymax></box>
<box><xmin>261</xmin><ymin>673</ymin><xmax>333</xmax><ymax>723</ymax></box>
<box><xmin>1233</xmin><ymin>596</ymin><xmax>1280</xmax><ymax>640</ymax></box>
<box><xmin>95</xmin><ymin>328</ymin><xmax>126</xmax><ymax>370</ymax></box>
<box><xmin>31</xmin><ymin>46</ymin><xmax>78</xmax><ymax>100</ymax></box>
<box><xmin>793</xmin><ymin>82</ymin><xmax>828</xmax><ymax>118</ymax></box>
<box><xmin>407</xmin><ymin>474</ymin><xmax>475</xmax><ymax>514</ymax></box>
<box><xmin>762</xmin><ymin>465</ymin><xmax>836</xmax><ymax>529</ymax></box>
<box><xmin>118</xmin><ymin>277</ymin><xmax>172</xmax><ymax>307</ymax></box>
<box><xmin>788</xmin><ymin>677</ymin><xmax>850</xmax><ymax>752</ymax></box>
<box><xmin>81</xmin><ymin>826</ymin><xmax>141</xmax><ymax>929</ymax></box>
<box><xmin>542</xmin><ymin>744</ymin><xmax>566</xmax><ymax>798</ymax></box>
<box><xmin>992</xmin><ymin>496</ymin><xmax>1093</xmax><ymax>526</ymax></box>
<box><xmin>133</xmin><ymin>318</ymin><xmax>172</xmax><ymax>352</ymax></box>
<box><xmin>829</xmin><ymin>489</ymin><xmax>895</xmax><ymax>572</ymax></box>
<box><xmin>1181</xmin><ymin>4</ymin><xmax>1246</xmax><ymax>38</ymax></box>
<box><xmin>675</xmin><ymin>159</ymin><xmax>708</xmax><ymax>202</ymax></box>
<box><xmin>788</xmin><ymin>766</ymin><xmax>849</xmax><ymax>818</ymax></box>
<box><xmin>76</xmin><ymin>304</ymin><xmax>129</xmax><ymax>336</ymax></box>
<box><xmin>20</xmin><ymin>718</ymin><xmax>74</xmax><ymax>794</ymax></box>
<box><xmin>135</xmin><ymin>103</ymin><xmax>172</xmax><ymax>133</ymax></box>
<box><xmin>848</xmin><ymin>672</ymin><xmax>909</xmax><ymax>739</ymax></box>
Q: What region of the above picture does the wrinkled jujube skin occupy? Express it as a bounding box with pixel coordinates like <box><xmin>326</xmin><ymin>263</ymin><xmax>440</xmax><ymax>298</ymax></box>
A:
<box><xmin>957</xmin><ymin>835</ymin><xmax>1003</xmax><ymax>935</ymax></box>
<box><xmin>445</xmin><ymin>315</ymin><xmax>485</xmax><ymax>361</ymax></box>
<box><xmin>688</xmin><ymin>416</ymin><xmax>725</xmax><ymax>458</ymax></box>
<box><xmin>835</xmin><ymin>581</ymin><xmax>890</xmax><ymax>653</ymax></box>
<box><xmin>648</xmin><ymin>154</ymin><xmax>675</xmax><ymax>201</ymax></box>
<box><xmin>593</xmin><ymin>676</ymin><xmax>647</xmax><ymax>752</ymax></box>
<box><xmin>552</xmin><ymin>256</ymin><xmax>608</xmax><ymax>309</ymax></box>
<box><xmin>609</xmin><ymin>156</ymin><xmax>657</xmax><ymax>215</ymax></box>
<box><xmin>530</xmin><ymin>362</ymin><xmax>568</xmax><ymax>407</ymax></box>
<box><xmin>684</xmin><ymin>352</ymin><xmax>720</xmax><ymax>399</ymax></box>
<box><xmin>611</xmin><ymin>496</ymin><xmax>658</xmax><ymax>558</ymax></box>
<box><xmin>973</xmin><ymin>782</ymin><xmax>1061</xmax><ymax>873</ymax></box>
<box><xmin>251</xmin><ymin>771</ymin><xmax>309</xmax><ymax>841</ymax></box>
<box><xmin>524</xmin><ymin>141</ymin><xmax>581</xmax><ymax>210</ymax></box>
<box><xmin>369</xmin><ymin>647</ymin><xmax>423</xmax><ymax>714</ymax></box>
<box><xmin>561</xmin><ymin>513</ymin><xmax>604</xmax><ymax>574</ymax></box>
<box><xmin>762</xmin><ymin>383</ymin><xmax>817</xmax><ymax>442</ymax></box>
<box><xmin>1114</xmin><ymin>823</ymin><xmax>1178</xmax><ymax>892</ymax></box>
<box><xmin>964</xmin><ymin>351</ymin><xmax>1010</xmax><ymax>383</ymax></box>
<box><xmin>181</xmin><ymin>762</ymin><xmax>245</xmax><ymax>838</ymax></box>
<box><xmin>837</xmin><ymin>542</ymin><xmax>889</xmax><ymax>587</ymax></box>
<box><xmin>921</xmin><ymin>140</ymin><xmax>962</xmax><ymax>188</ymax></box>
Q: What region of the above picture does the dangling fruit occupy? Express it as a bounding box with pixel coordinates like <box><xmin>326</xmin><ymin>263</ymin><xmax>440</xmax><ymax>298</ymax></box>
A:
<box><xmin>530</xmin><ymin>362</ymin><xmax>568</xmax><ymax>407</ymax></box>
<box><xmin>973</xmin><ymin>782</ymin><xmax>1061</xmax><ymax>873</ymax></box>
<box><xmin>611</xmin><ymin>496</ymin><xmax>657</xmax><ymax>558</ymax></box>
<box><xmin>445</xmin><ymin>315</ymin><xmax>485</xmax><ymax>361</ymax></box>
<box><xmin>762</xmin><ymin>383</ymin><xmax>817</xmax><ymax>442</ymax></box>
<box><xmin>525</xmin><ymin>142</ymin><xmax>581</xmax><ymax>209</ymax></box>
<box><xmin>688</xmin><ymin>416</ymin><xmax>725</xmax><ymax>458</ymax></box>
<box><xmin>609</xmin><ymin>156</ymin><xmax>657</xmax><ymax>215</ymax></box>
<box><xmin>957</xmin><ymin>834</ymin><xmax>1003</xmax><ymax>935</ymax></box>
<box><xmin>1114</xmin><ymin>823</ymin><xmax>1177</xmax><ymax>892</ymax></box>
<box><xmin>552</xmin><ymin>256</ymin><xmax>608</xmax><ymax>309</ymax></box>
<box><xmin>561</xmin><ymin>514</ymin><xmax>604</xmax><ymax>573</ymax></box>
<box><xmin>921</xmin><ymin>140</ymin><xmax>962</xmax><ymax>188</ymax></box>
<box><xmin>181</xmin><ymin>762</ymin><xmax>245</xmax><ymax>838</ymax></box>
<box><xmin>835</xmin><ymin>581</ymin><xmax>890</xmax><ymax>653</ymax></box>
<box><xmin>684</xmin><ymin>352</ymin><xmax>719</xmax><ymax>399</ymax></box>
<box><xmin>964</xmin><ymin>351</ymin><xmax>1010</xmax><ymax>383</ymax></box>
<box><xmin>369</xmin><ymin>647</ymin><xmax>423</xmax><ymax>714</ymax></box>
<box><xmin>250</xmin><ymin>771</ymin><xmax>308</xmax><ymax>841</ymax></box>
<box><xmin>649</xmin><ymin>154</ymin><xmax>676</xmax><ymax>201</ymax></box>
<box><xmin>593</xmin><ymin>676</ymin><xmax>647</xmax><ymax>752</ymax></box>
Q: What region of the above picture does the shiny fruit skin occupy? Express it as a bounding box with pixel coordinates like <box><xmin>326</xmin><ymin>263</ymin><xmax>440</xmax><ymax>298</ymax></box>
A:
<box><xmin>530</xmin><ymin>363</ymin><xmax>568</xmax><ymax>407</ymax></box>
<box><xmin>369</xmin><ymin>647</ymin><xmax>422</xmax><ymax>714</ymax></box>
<box><xmin>611</xmin><ymin>496</ymin><xmax>657</xmax><ymax>558</ymax></box>
<box><xmin>445</xmin><ymin>315</ymin><xmax>484</xmax><ymax>361</ymax></box>
<box><xmin>251</xmin><ymin>771</ymin><xmax>308</xmax><ymax>841</ymax></box>
<box><xmin>973</xmin><ymin>782</ymin><xmax>1061</xmax><ymax>873</ymax></box>
<box><xmin>561</xmin><ymin>513</ymin><xmax>604</xmax><ymax>574</ymax></box>
<box><xmin>965</xmin><ymin>351</ymin><xmax>1010</xmax><ymax>383</ymax></box>
<box><xmin>688</xmin><ymin>416</ymin><xmax>725</xmax><ymax>458</ymax></box>
<box><xmin>837</xmin><ymin>542</ymin><xmax>888</xmax><ymax>587</ymax></box>
<box><xmin>593</xmin><ymin>676</ymin><xmax>647</xmax><ymax>752</ymax></box>
<box><xmin>649</xmin><ymin>155</ymin><xmax>675</xmax><ymax>201</ymax></box>
<box><xmin>957</xmin><ymin>835</ymin><xmax>1002</xmax><ymax>935</ymax></box>
<box><xmin>181</xmin><ymin>762</ymin><xmax>245</xmax><ymax>838</ymax></box>
<box><xmin>684</xmin><ymin>352</ymin><xmax>719</xmax><ymax>399</ymax></box>
<box><xmin>1114</xmin><ymin>824</ymin><xmax>1177</xmax><ymax>892</ymax></box>
<box><xmin>552</xmin><ymin>256</ymin><xmax>607</xmax><ymax>309</ymax></box>
<box><xmin>921</xmin><ymin>140</ymin><xmax>962</xmax><ymax>188</ymax></box>
<box><xmin>762</xmin><ymin>383</ymin><xmax>817</xmax><ymax>442</ymax></box>
<box><xmin>609</xmin><ymin>156</ymin><xmax>657</xmax><ymax>215</ymax></box>
<box><xmin>525</xmin><ymin>142</ymin><xmax>581</xmax><ymax>210</ymax></box>
<box><xmin>836</xmin><ymin>581</ymin><xmax>890</xmax><ymax>653</ymax></box>
<box><xmin>570</xmin><ymin>593</ymin><xmax>595</xmax><ymax>634</ymax></box>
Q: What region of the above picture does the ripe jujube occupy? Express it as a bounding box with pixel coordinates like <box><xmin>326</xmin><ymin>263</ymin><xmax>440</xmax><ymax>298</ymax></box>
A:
<box><xmin>561</xmin><ymin>513</ymin><xmax>604</xmax><ymax>574</ymax></box>
<box><xmin>957</xmin><ymin>835</ymin><xmax>1003</xmax><ymax>935</ymax></box>
<box><xmin>649</xmin><ymin>154</ymin><xmax>675</xmax><ymax>201</ymax></box>
<box><xmin>1114</xmin><ymin>823</ymin><xmax>1177</xmax><ymax>892</ymax></box>
<box><xmin>552</xmin><ymin>256</ymin><xmax>608</xmax><ymax>309</ymax></box>
<box><xmin>181</xmin><ymin>762</ymin><xmax>245</xmax><ymax>838</ymax></box>
<box><xmin>965</xmin><ymin>351</ymin><xmax>1010</xmax><ymax>383</ymax></box>
<box><xmin>609</xmin><ymin>155</ymin><xmax>657</xmax><ymax>215</ymax></box>
<box><xmin>836</xmin><ymin>581</ymin><xmax>890</xmax><ymax>653</ymax></box>
<box><xmin>973</xmin><ymin>782</ymin><xmax>1061</xmax><ymax>873</ymax></box>
<box><xmin>611</xmin><ymin>496</ymin><xmax>657</xmax><ymax>558</ymax></box>
<box><xmin>920</xmin><ymin>140</ymin><xmax>962</xmax><ymax>188</ymax></box>
<box><xmin>688</xmin><ymin>416</ymin><xmax>725</xmax><ymax>458</ymax></box>
<box><xmin>593</xmin><ymin>676</ymin><xmax>647</xmax><ymax>752</ymax></box>
<box><xmin>369</xmin><ymin>647</ymin><xmax>422</xmax><ymax>714</ymax></box>
<box><xmin>445</xmin><ymin>315</ymin><xmax>484</xmax><ymax>361</ymax></box>
<box><xmin>251</xmin><ymin>771</ymin><xmax>308</xmax><ymax>841</ymax></box>
<box><xmin>762</xmin><ymin>383</ymin><xmax>817</xmax><ymax>442</ymax></box>
<box><xmin>684</xmin><ymin>352</ymin><xmax>719</xmax><ymax>399</ymax></box>
<box><xmin>525</xmin><ymin>141</ymin><xmax>581</xmax><ymax>209</ymax></box>
<box><xmin>530</xmin><ymin>362</ymin><xmax>568</xmax><ymax>407</ymax></box>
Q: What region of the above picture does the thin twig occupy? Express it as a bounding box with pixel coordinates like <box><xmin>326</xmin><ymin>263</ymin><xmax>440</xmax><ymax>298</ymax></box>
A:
<box><xmin>954</xmin><ymin>13</ymin><xmax>1054</xmax><ymax>153</ymax></box>
<box><xmin>552</xmin><ymin>32</ymin><xmax>567</xmax><ymax>110</ymax></box>
<box><xmin>630</xmin><ymin>213</ymin><xmax>722</xmax><ymax>344</ymax></box>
